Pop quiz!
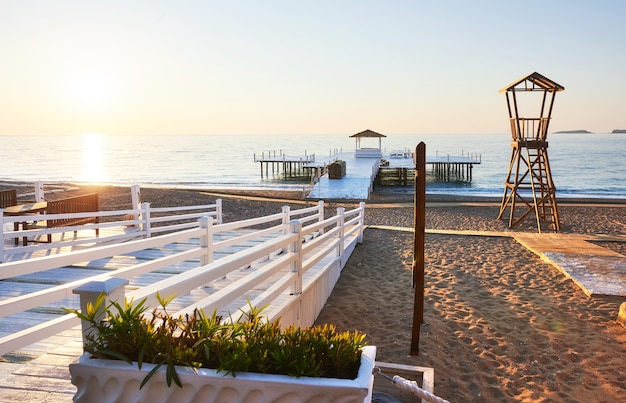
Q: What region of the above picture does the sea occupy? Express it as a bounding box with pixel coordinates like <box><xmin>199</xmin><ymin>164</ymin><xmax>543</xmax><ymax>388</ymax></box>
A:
<box><xmin>1</xmin><ymin>133</ymin><xmax>625</xmax><ymax>199</ymax></box>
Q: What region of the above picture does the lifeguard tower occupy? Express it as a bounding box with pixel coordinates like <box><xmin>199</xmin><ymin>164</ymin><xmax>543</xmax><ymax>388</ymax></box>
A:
<box><xmin>350</xmin><ymin>129</ymin><xmax>385</xmax><ymax>158</ymax></box>
<box><xmin>497</xmin><ymin>72</ymin><xmax>564</xmax><ymax>232</ymax></box>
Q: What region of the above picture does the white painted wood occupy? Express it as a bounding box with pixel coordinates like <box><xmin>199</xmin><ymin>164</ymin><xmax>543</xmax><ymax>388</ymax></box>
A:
<box><xmin>1</xmin><ymin>200</ymin><xmax>222</xmax><ymax>261</ymax></box>
<box><xmin>34</xmin><ymin>181</ymin><xmax>44</xmax><ymax>202</ymax></box>
<box><xmin>0</xmin><ymin>202</ymin><xmax>365</xmax><ymax>357</ymax></box>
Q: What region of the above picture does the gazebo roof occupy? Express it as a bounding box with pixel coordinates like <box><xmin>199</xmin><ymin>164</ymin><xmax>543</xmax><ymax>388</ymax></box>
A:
<box><xmin>349</xmin><ymin>129</ymin><xmax>387</xmax><ymax>138</ymax></box>
<box><xmin>499</xmin><ymin>72</ymin><xmax>565</xmax><ymax>93</ymax></box>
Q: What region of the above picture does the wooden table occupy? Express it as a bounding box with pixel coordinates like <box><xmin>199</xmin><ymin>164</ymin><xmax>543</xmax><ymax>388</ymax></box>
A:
<box><xmin>4</xmin><ymin>202</ymin><xmax>47</xmax><ymax>246</ymax></box>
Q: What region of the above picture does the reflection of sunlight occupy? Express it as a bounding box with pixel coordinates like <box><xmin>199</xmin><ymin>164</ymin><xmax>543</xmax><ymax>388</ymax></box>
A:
<box><xmin>80</xmin><ymin>134</ymin><xmax>106</xmax><ymax>183</ymax></box>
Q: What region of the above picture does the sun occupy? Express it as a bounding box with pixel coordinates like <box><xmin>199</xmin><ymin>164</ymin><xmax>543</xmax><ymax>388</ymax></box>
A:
<box><xmin>72</xmin><ymin>73</ymin><xmax>110</xmax><ymax>107</ymax></box>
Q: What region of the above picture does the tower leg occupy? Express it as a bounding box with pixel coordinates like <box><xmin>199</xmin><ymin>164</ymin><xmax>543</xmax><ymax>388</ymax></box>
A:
<box><xmin>498</xmin><ymin>141</ymin><xmax>559</xmax><ymax>232</ymax></box>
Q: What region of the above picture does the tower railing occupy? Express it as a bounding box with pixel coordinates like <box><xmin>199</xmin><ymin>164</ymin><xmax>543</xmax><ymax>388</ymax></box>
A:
<box><xmin>509</xmin><ymin>117</ymin><xmax>550</xmax><ymax>141</ymax></box>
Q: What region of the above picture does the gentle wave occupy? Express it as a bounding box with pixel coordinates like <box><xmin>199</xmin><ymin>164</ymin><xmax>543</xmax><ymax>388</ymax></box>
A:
<box><xmin>1</xmin><ymin>133</ymin><xmax>625</xmax><ymax>199</ymax></box>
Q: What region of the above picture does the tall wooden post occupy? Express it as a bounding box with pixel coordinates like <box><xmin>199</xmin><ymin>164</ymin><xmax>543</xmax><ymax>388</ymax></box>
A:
<box><xmin>411</xmin><ymin>142</ymin><xmax>426</xmax><ymax>355</ymax></box>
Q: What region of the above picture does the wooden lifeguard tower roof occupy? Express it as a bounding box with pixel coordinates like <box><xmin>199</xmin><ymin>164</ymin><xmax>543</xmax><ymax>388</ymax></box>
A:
<box><xmin>349</xmin><ymin>129</ymin><xmax>387</xmax><ymax>138</ymax></box>
<box><xmin>499</xmin><ymin>72</ymin><xmax>565</xmax><ymax>93</ymax></box>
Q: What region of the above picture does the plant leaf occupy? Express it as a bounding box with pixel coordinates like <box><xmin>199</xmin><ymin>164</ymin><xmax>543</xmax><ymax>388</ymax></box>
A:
<box><xmin>140</xmin><ymin>363</ymin><xmax>163</xmax><ymax>389</ymax></box>
<box><xmin>98</xmin><ymin>349</ymin><xmax>132</xmax><ymax>364</ymax></box>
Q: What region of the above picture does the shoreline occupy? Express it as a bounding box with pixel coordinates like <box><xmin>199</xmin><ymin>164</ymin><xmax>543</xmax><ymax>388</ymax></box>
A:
<box><xmin>3</xmin><ymin>180</ymin><xmax>626</xmax><ymax>206</ymax></box>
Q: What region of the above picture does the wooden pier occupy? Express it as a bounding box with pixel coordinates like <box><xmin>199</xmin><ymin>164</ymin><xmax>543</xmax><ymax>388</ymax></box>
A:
<box><xmin>255</xmin><ymin>131</ymin><xmax>481</xmax><ymax>199</ymax></box>
<box><xmin>306</xmin><ymin>152</ymin><xmax>380</xmax><ymax>200</ymax></box>
<box><xmin>256</xmin><ymin>151</ymin><xmax>481</xmax><ymax>200</ymax></box>
<box><xmin>253</xmin><ymin>150</ymin><xmax>315</xmax><ymax>179</ymax></box>
<box><xmin>377</xmin><ymin>151</ymin><xmax>481</xmax><ymax>185</ymax></box>
<box><xmin>255</xmin><ymin>149</ymin><xmax>481</xmax><ymax>199</ymax></box>
<box><xmin>427</xmin><ymin>152</ymin><xmax>481</xmax><ymax>182</ymax></box>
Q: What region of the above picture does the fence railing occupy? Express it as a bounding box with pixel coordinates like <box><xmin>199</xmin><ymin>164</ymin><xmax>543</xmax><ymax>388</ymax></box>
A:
<box><xmin>0</xmin><ymin>201</ymin><xmax>365</xmax><ymax>356</ymax></box>
<box><xmin>509</xmin><ymin>117</ymin><xmax>550</xmax><ymax>141</ymax></box>
<box><xmin>0</xmin><ymin>199</ymin><xmax>223</xmax><ymax>262</ymax></box>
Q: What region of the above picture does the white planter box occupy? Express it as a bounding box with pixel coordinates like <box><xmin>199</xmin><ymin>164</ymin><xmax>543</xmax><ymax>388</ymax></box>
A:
<box><xmin>70</xmin><ymin>345</ymin><xmax>376</xmax><ymax>403</ymax></box>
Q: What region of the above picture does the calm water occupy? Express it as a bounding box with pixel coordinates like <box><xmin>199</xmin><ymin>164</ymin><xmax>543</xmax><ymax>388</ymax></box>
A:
<box><xmin>1</xmin><ymin>133</ymin><xmax>625</xmax><ymax>199</ymax></box>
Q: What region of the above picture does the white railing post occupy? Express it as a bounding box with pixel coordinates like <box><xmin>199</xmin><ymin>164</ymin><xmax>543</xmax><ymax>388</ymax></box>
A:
<box><xmin>73</xmin><ymin>278</ymin><xmax>129</xmax><ymax>348</ymax></box>
<box><xmin>199</xmin><ymin>216</ymin><xmax>214</xmax><ymax>265</ymax></box>
<box><xmin>0</xmin><ymin>210</ymin><xmax>5</xmax><ymax>263</ymax></box>
<box><xmin>215</xmin><ymin>199</ymin><xmax>223</xmax><ymax>224</ymax></box>
<box><xmin>141</xmin><ymin>202</ymin><xmax>151</xmax><ymax>238</ymax></box>
<box><xmin>317</xmin><ymin>200</ymin><xmax>325</xmax><ymax>235</ymax></box>
<box><xmin>358</xmin><ymin>202</ymin><xmax>366</xmax><ymax>243</ymax></box>
<box><xmin>336</xmin><ymin>207</ymin><xmax>345</xmax><ymax>260</ymax></box>
<box><xmin>35</xmin><ymin>181</ymin><xmax>45</xmax><ymax>202</ymax></box>
<box><xmin>289</xmin><ymin>220</ymin><xmax>303</xmax><ymax>297</ymax></box>
<box><xmin>131</xmin><ymin>185</ymin><xmax>141</xmax><ymax>222</ymax></box>
<box><xmin>281</xmin><ymin>206</ymin><xmax>291</xmax><ymax>235</ymax></box>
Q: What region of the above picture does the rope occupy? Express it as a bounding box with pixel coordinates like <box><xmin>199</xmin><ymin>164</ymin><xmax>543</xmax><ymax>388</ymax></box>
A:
<box><xmin>373</xmin><ymin>367</ymin><xmax>450</xmax><ymax>403</ymax></box>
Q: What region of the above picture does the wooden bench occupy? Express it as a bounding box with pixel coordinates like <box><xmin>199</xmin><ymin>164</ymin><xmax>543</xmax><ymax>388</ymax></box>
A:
<box><xmin>0</xmin><ymin>189</ymin><xmax>17</xmax><ymax>209</ymax></box>
<box><xmin>1</xmin><ymin>189</ymin><xmax>20</xmax><ymax>245</ymax></box>
<box><xmin>27</xmin><ymin>193</ymin><xmax>99</xmax><ymax>243</ymax></box>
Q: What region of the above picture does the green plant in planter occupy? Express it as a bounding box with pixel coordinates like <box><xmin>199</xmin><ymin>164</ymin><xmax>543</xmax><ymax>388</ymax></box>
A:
<box><xmin>66</xmin><ymin>293</ymin><xmax>366</xmax><ymax>389</ymax></box>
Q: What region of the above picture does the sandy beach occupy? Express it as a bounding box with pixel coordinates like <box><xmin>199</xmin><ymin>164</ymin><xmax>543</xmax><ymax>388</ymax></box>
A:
<box><xmin>2</xmin><ymin>182</ymin><xmax>626</xmax><ymax>402</ymax></box>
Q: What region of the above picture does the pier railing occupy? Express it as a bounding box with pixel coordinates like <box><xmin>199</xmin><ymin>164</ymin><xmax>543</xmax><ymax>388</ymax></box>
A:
<box><xmin>0</xmin><ymin>201</ymin><xmax>365</xmax><ymax>356</ymax></box>
<box><xmin>253</xmin><ymin>150</ymin><xmax>315</xmax><ymax>163</ymax></box>
<box><xmin>1</xmin><ymin>200</ymin><xmax>223</xmax><ymax>262</ymax></box>
<box><xmin>432</xmin><ymin>150</ymin><xmax>481</xmax><ymax>164</ymax></box>
<box><xmin>254</xmin><ymin>150</ymin><xmax>317</xmax><ymax>180</ymax></box>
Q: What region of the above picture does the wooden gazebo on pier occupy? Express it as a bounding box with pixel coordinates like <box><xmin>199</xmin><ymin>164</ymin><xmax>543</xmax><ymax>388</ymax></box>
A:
<box><xmin>497</xmin><ymin>72</ymin><xmax>564</xmax><ymax>232</ymax></box>
<box><xmin>350</xmin><ymin>129</ymin><xmax>385</xmax><ymax>158</ymax></box>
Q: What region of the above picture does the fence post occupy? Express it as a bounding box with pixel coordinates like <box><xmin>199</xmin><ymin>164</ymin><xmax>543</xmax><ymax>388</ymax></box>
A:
<box><xmin>141</xmin><ymin>202</ymin><xmax>151</xmax><ymax>238</ymax></box>
<box><xmin>131</xmin><ymin>185</ymin><xmax>141</xmax><ymax>222</ymax></box>
<box><xmin>199</xmin><ymin>216</ymin><xmax>214</xmax><ymax>265</ymax></box>
<box><xmin>358</xmin><ymin>202</ymin><xmax>365</xmax><ymax>243</ymax></box>
<box><xmin>289</xmin><ymin>220</ymin><xmax>303</xmax><ymax>297</ymax></box>
<box><xmin>317</xmin><ymin>200</ymin><xmax>325</xmax><ymax>235</ymax></box>
<box><xmin>411</xmin><ymin>142</ymin><xmax>426</xmax><ymax>356</ymax></box>
<box><xmin>0</xmin><ymin>210</ymin><xmax>5</xmax><ymax>263</ymax></box>
<box><xmin>281</xmin><ymin>206</ymin><xmax>291</xmax><ymax>235</ymax></box>
<box><xmin>35</xmin><ymin>181</ymin><xmax>45</xmax><ymax>202</ymax></box>
<box><xmin>215</xmin><ymin>199</ymin><xmax>223</xmax><ymax>224</ymax></box>
<box><xmin>73</xmin><ymin>278</ymin><xmax>129</xmax><ymax>348</ymax></box>
<box><xmin>336</xmin><ymin>207</ymin><xmax>345</xmax><ymax>261</ymax></box>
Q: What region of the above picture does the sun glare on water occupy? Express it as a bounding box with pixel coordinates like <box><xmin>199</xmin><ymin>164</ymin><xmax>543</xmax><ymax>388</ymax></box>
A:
<box><xmin>79</xmin><ymin>134</ymin><xmax>106</xmax><ymax>183</ymax></box>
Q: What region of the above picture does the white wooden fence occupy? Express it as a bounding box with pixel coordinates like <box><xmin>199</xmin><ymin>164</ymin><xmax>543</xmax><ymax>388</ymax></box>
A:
<box><xmin>0</xmin><ymin>201</ymin><xmax>365</xmax><ymax>357</ymax></box>
<box><xmin>0</xmin><ymin>199</ymin><xmax>222</xmax><ymax>262</ymax></box>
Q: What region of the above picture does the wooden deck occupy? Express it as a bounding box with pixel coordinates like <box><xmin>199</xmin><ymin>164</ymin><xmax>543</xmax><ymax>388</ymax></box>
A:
<box><xmin>306</xmin><ymin>152</ymin><xmax>381</xmax><ymax>200</ymax></box>
<box><xmin>252</xmin><ymin>147</ymin><xmax>480</xmax><ymax>201</ymax></box>
<box><xmin>0</xmin><ymin>205</ymin><xmax>364</xmax><ymax>402</ymax></box>
<box><xmin>513</xmin><ymin>233</ymin><xmax>626</xmax><ymax>297</ymax></box>
<box><xmin>0</xmin><ymin>226</ymin><xmax>127</xmax><ymax>402</ymax></box>
<box><xmin>304</xmin><ymin>151</ymin><xmax>481</xmax><ymax>200</ymax></box>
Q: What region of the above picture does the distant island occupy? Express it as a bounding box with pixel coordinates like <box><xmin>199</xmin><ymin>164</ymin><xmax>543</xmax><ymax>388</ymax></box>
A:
<box><xmin>553</xmin><ymin>130</ymin><xmax>592</xmax><ymax>134</ymax></box>
<box><xmin>611</xmin><ymin>129</ymin><xmax>626</xmax><ymax>133</ymax></box>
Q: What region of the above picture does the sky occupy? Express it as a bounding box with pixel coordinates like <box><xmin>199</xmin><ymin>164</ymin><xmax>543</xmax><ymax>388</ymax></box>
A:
<box><xmin>1</xmin><ymin>0</ymin><xmax>625</xmax><ymax>136</ymax></box>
